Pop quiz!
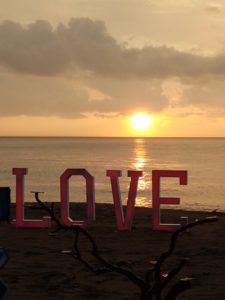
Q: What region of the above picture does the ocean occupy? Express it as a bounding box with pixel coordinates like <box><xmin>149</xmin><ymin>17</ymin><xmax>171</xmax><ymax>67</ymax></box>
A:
<box><xmin>0</xmin><ymin>137</ymin><xmax>224</xmax><ymax>212</ymax></box>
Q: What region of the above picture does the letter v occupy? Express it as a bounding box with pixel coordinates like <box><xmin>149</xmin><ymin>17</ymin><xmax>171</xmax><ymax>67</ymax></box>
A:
<box><xmin>106</xmin><ymin>170</ymin><xmax>143</xmax><ymax>231</ymax></box>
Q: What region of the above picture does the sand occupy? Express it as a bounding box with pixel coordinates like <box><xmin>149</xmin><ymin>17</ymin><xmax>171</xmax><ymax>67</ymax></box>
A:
<box><xmin>0</xmin><ymin>203</ymin><xmax>224</xmax><ymax>300</ymax></box>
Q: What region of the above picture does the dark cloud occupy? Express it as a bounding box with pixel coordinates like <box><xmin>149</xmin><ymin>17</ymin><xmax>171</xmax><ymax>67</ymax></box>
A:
<box><xmin>0</xmin><ymin>20</ymin><xmax>69</xmax><ymax>75</ymax></box>
<box><xmin>0</xmin><ymin>17</ymin><xmax>225</xmax><ymax>79</ymax></box>
<box><xmin>0</xmin><ymin>18</ymin><xmax>225</xmax><ymax>119</ymax></box>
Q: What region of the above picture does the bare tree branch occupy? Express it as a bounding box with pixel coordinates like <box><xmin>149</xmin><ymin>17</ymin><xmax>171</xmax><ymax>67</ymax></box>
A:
<box><xmin>151</xmin><ymin>217</ymin><xmax>218</xmax><ymax>284</ymax></box>
<box><xmin>34</xmin><ymin>192</ymin><xmax>147</xmax><ymax>290</ymax></box>
<box><xmin>33</xmin><ymin>191</ymin><xmax>218</xmax><ymax>300</ymax></box>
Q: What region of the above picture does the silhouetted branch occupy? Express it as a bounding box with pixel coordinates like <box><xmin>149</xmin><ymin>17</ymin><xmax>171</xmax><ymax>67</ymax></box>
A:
<box><xmin>32</xmin><ymin>192</ymin><xmax>62</xmax><ymax>231</ymax></box>
<box><xmin>164</xmin><ymin>278</ymin><xmax>191</xmax><ymax>300</ymax></box>
<box><xmin>34</xmin><ymin>192</ymin><xmax>218</xmax><ymax>300</ymax></box>
<box><xmin>151</xmin><ymin>217</ymin><xmax>218</xmax><ymax>283</ymax></box>
<box><xmin>34</xmin><ymin>192</ymin><xmax>147</xmax><ymax>290</ymax></box>
<box><xmin>160</xmin><ymin>258</ymin><xmax>187</xmax><ymax>291</ymax></box>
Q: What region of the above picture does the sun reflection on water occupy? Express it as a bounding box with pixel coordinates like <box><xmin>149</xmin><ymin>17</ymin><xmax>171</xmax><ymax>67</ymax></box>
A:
<box><xmin>132</xmin><ymin>138</ymin><xmax>151</xmax><ymax>207</ymax></box>
<box><xmin>134</xmin><ymin>157</ymin><xmax>145</xmax><ymax>169</ymax></box>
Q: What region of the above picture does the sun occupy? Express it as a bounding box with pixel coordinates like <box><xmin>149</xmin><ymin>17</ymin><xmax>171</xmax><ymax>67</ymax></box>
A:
<box><xmin>130</xmin><ymin>112</ymin><xmax>153</xmax><ymax>131</ymax></box>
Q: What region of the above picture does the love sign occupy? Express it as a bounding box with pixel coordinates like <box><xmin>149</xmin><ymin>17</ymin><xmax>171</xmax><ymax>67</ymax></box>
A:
<box><xmin>5</xmin><ymin>168</ymin><xmax>188</xmax><ymax>231</ymax></box>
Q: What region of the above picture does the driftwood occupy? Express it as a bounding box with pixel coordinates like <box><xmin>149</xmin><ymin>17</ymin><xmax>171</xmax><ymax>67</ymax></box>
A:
<box><xmin>33</xmin><ymin>191</ymin><xmax>218</xmax><ymax>300</ymax></box>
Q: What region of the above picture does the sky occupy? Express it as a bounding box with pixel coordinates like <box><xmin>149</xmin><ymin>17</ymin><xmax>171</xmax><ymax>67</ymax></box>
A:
<box><xmin>0</xmin><ymin>0</ymin><xmax>225</xmax><ymax>137</ymax></box>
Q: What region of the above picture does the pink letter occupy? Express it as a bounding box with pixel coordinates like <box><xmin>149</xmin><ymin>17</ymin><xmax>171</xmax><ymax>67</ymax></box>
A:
<box><xmin>12</xmin><ymin>168</ymin><xmax>50</xmax><ymax>228</ymax></box>
<box><xmin>60</xmin><ymin>169</ymin><xmax>95</xmax><ymax>227</ymax></box>
<box><xmin>152</xmin><ymin>170</ymin><xmax>188</xmax><ymax>231</ymax></box>
<box><xmin>106</xmin><ymin>170</ymin><xmax>143</xmax><ymax>231</ymax></box>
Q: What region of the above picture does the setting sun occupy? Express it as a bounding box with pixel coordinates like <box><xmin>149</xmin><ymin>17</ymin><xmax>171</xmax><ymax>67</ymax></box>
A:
<box><xmin>130</xmin><ymin>112</ymin><xmax>153</xmax><ymax>131</ymax></box>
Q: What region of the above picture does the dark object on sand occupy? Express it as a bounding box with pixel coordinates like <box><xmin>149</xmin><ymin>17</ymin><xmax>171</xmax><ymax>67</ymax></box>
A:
<box><xmin>0</xmin><ymin>188</ymin><xmax>10</xmax><ymax>222</ymax></box>
<box><xmin>0</xmin><ymin>248</ymin><xmax>9</xmax><ymax>300</ymax></box>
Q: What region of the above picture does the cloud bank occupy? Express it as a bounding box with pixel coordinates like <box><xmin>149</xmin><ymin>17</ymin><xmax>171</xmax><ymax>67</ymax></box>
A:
<box><xmin>0</xmin><ymin>18</ymin><xmax>225</xmax><ymax>119</ymax></box>
<box><xmin>0</xmin><ymin>17</ymin><xmax>225</xmax><ymax>79</ymax></box>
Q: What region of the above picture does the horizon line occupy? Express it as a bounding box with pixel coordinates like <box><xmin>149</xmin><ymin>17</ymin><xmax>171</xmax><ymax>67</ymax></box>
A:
<box><xmin>0</xmin><ymin>135</ymin><xmax>224</xmax><ymax>139</ymax></box>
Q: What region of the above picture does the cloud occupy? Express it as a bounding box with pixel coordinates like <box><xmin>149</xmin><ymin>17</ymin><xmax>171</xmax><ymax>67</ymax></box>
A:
<box><xmin>0</xmin><ymin>17</ymin><xmax>225</xmax><ymax>79</ymax></box>
<box><xmin>0</xmin><ymin>70</ymin><xmax>168</xmax><ymax>118</ymax></box>
<box><xmin>184</xmin><ymin>77</ymin><xmax>225</xmax><ymax>112</ymax></box>
<box><xmin>0</xmin><ymin>20</ymin><xmax>69</xmax><ymax>75</ymax></box>
<box><xmin>0</xmin><ymin>17</ymin><xmax>225</xmax><ymax>119</ymax></box>
<box><xmin>161</xmin><ymin>76</ymin><xmax>225</xmax><ymax>117</ymax></box>
<box><xmin>0</xmin><ymin>72</ymin><xmax>88</xmax><ymax>118</ymax></box>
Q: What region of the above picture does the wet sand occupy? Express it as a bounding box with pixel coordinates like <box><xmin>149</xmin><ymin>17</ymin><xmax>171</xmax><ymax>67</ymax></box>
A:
<box><xmin>0</xmin><ymin>203</ymin><xmax>224</xmax><ymax>299</ymax></box>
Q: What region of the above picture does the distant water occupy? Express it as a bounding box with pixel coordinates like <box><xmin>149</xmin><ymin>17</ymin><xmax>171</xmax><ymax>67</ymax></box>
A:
<box><xmin>0</xmin><ymin>137</ymin><xmax>224</xmax><ymax>212</ymax></box>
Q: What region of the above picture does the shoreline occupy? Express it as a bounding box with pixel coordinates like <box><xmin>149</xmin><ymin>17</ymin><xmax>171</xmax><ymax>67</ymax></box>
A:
<box><xmin>0</xmin><ymin>203</ymin><xmax>224</xmax><ymax>299</ymax></box>
<box><xmin>8</xmin><ymin>201</ymin><xmax>225</xmax><ymax>215</ymax></box>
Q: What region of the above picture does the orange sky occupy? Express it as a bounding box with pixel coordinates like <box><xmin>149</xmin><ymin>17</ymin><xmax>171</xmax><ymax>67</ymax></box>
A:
<box><xmin>0</xmin><ymin>0</ymin><xmax>224</xmax><ymax>137</ymax></box>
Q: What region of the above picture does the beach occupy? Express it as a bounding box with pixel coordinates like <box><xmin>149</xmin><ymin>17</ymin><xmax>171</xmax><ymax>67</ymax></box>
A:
<box><xmin>0</xmin><ymin>203</ymin><xmax>224</xmax><ymax>299</ymax></box>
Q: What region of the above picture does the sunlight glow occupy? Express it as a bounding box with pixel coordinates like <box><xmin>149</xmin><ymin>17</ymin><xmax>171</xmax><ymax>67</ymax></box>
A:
<box><xmin>130</xmin><ymin>112</ymin><xmax>153</xmax><ymax>131</ymax></box>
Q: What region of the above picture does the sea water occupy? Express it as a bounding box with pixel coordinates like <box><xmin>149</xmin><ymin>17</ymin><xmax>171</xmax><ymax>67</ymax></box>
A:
<box><xmin>0</xmin><ymin>137</ymin><xmax>224</xmax><ymax>212</ymax></box>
